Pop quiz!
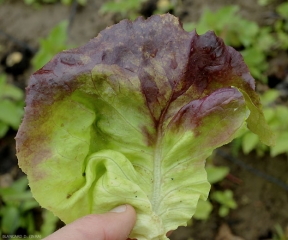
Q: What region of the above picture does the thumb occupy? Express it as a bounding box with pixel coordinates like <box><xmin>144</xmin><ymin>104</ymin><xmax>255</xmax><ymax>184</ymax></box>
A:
<box><xmin>44</xmin><ymin>205</ymin><xmax>137</xmax><ymax>240</ymax></box>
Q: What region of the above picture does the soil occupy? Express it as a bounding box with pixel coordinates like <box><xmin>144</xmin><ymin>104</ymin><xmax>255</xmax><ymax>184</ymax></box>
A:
<box><xmin>0</xmin><ymin>0</ymin><xmax>287</xmax><ymax>239</ymax></box>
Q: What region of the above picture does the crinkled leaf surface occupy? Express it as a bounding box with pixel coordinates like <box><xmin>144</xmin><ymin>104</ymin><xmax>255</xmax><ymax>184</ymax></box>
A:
<box><xmin>16</xmin><ymin>14</ymin><xmax>274</xmax><ymax>240</ymax></box>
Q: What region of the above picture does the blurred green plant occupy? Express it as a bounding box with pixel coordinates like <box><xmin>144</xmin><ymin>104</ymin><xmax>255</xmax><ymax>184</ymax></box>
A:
<box><xmin>23</xmin><ymin>0</ymin><xmax>86</xmax><ymax>7</ymax></box>
<box><xmin>193</xmin><ymin>199</ymin><xmax>213</xmax><ymax>220</ymax></box>
<box><xmin>32</xmin><ymin>20</ymin><xmax>74</xmax><ymax>71</ymax></box>
<box><xmin>154</xmin><ymin>0</ymin><xmax>176</xmax><ymax>14</ymax></box>
<box><xmin>99</xmin><ymin>0</ymin><xmax>176</xmax><ymax>20</ymax></box>
<box><xmin>275</xmin><ymin>2</ymin><xmax>288</xmax><ymax>50</ymax></box>
<box><xmin>0</xmin><ymin>176</ymin><xmax>58</xmax><ymax>237</ymax></box>
<box><xmin>211</xmin><ymin>190</ymin><xmax>237</xmax><ymax>217</ymax></box>
<box><xmin>99</xmin><ymin>0</ymin><xmax>147</xmax><ymax>20</ymax></box>
<box><xmin>257</xmin><ymin>0</ymin><xmax>273</xmax><ymax>6</ymax></box>
<box><xmin>234</xmin><ymin>89</ymin><xmax>288</xmax><ymax>157</ymax></box>
<box><xmin>0</xmin><ymin>177</ymin><xmax>38</xmax><ymax>235</ymax></box>
<box><xmin>193</xmin><ymin>164</ymin><xmax>235</xmax><ymax>220</ymax></box>
<box><xmin>0</xmin><ymin>74</ymin><xmax>24</xmax><ymax>138</ymax></box>
<box><xmin>273</xmin><ymin>224</ymin><xmax>288</xmax><ymax>240</ymax></box>
<box><xmin>206</xmin><ymin>165</ymin><xmax>230</xmax><ymax>185</ymax></box>
<box><xmin>39</xmin><ymin>210</ymin><xmax>59</xmax><ymax>238</ymax></box>
<box><xmin>183</xmin><ymin>6</ymin><xmax>259</xmax><ymax>47</ymax></box>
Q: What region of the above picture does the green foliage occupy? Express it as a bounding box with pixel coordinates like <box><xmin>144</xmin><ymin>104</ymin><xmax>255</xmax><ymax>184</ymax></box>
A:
<box><xmin>154</xmin><ymin>0</ymin><xmax>176</xmax><ymax>14</ymax></box>
<box><xmin>257</xmin><ymin>0</ymin><xmax>272</xmax><ymax>6</ymax></box>
<box><xmin>211</xmin><ymin>190</ymin><xmax>237</xmax><ymax>217</ymax></box>
<box><xmin>0</xmin><ymin>74</ymin><xmax>24</xmax><ymax>138</ymax></box>
<box><xmin>206</xmin><ymin>165</ymin><xmax>229</xmax><ymax>184</ymax></box>
<box><xmin>0</xmin><ymin>176</ymin><xmax>58</xmax><ymax>237</ymax></box>
<box><xmin>39</xmin><ymin>210</ymin><xmax>59</xmax><ymax>238</ymax></box>
<box><xmin>23</xmin><ymin>0</ymin><xmax>86</xmax><ymax>7</ymax></box>
<box><xmin>100</xmin><ymin>0</ymin><xmax>147</xmax><ymax>20</ymax></box>
<box><xmin>183</xmin><ymin>6</ymin><xmax>259</xmax><ymax>47</ymax></box>
<box><xmin>235</xmin><ymin>89</ymin><xmax>288</xmax><ymax>157</ymax></box>
<box><xmin>194</xmin><ymin>161</ymin><xmax>239</xmax><ymax>220</ymax></box>
<box><xmin>276</xmin><ymin>2</ymin><xmax>288</xmax><ymax>20</ymax></box>
<box><xmin>193</xmin><ymin>199</ymin><xmax>213</xmax><ymax>220</ymax></box>
<box><xmin>32</xmin><ymin>20</ymin><xmax>74</xmax><ymax>71</ymax></box>
<box><xmin>275</xmin><ymin>2</ymin><xmax>288</xmax><ymax>50</ymax></box>
<box><xmin>0</xmin><ymin>177</ymin><xmax>39</xmax><ymax>234</ymax></box>
<box><xmin>99</xmin><ymin>0</ymin><xmax>175</xmax><ymax>20</ymax></box>
<box><xmin>273</xmin><ymin>224</ymin><xmax>288</xmax><ymax>240</ymax></box>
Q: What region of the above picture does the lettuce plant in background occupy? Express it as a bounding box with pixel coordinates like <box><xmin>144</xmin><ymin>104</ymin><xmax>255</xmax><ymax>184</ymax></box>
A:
<box><xmin>99</xmin><ymin>0</ymin><xmax>175</xmax><ymax>20</ymax></box>
<box><xmin>193</xmin><ymin>164</ymin><xmax>230</xmax><ymax>220</ymax></box>
<box><xmin>32</xmin><ymin>20</ymin><xmax>74</xmax><ymax>71</ymax></box>
<box><xmin>0</xmin><ymin>177</ymin><xmax>39</xmax><ymax>235</ymax></box>
<box><xmin>23</xmin><ymin>0</ymin><xmax>86</xmax><ymax>7</ymax></box>
<box><xmin>236</xmin><ymin>89</ymin><xmax>288</xmax><ymax>157</ymax></box>
<box><xmin>0</xmin><ymin>74</ymin><xmax>24</xmax><ymax>138</ymax></box>
<box><xmin>16</xmin><ymin>14</ymin><xmax>274</xmax><ymax>240</ymax></box>
<box><xmin>100</xmin><ymin>0</ymin><xmax>148</xmax><ymax>20</ymax></box>
<box><xmin>0</xmin><ymin>176</ymin><xmax>59</xmax><ymax>238</ymax></box>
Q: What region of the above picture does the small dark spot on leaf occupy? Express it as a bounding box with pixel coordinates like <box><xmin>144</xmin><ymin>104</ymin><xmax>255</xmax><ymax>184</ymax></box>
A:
<box><xmin>82</xmin><ymin>172</ymin><xmax>86</xmax><ymax>177</ymax></box>
<box><xmin>67</xmin><ymin>194</ymin><xmax>71</xmax><ymax>199</ymax></box>
<box><xmin>171</xmin><ymin>178</ymin><xmax>174</xmax><ymax>180</ymax></box>
<box><xmin>203</xmin><ymin>46</ymin><xmax>212</xmax><ymax>53</ymax></box>
<box><xmin>60</xmin><ymin>55</ymin><xmax>82</xmax><ymax>66</ymax></box>
<box><xmin>210</xmin><ymin>52</ymin><xmax>216</xmax><ymax>60</ymax></box>
<box><xmin>170</xmin><ymin>55</ymin><xmax>178</xmax><ymax>69</ymax></box>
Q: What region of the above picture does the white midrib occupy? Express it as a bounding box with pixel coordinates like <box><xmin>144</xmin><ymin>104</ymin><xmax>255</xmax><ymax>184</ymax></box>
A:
<box><xmin>151</xmin><ymin>131</ymin><xmax>163</xmax><ymax>213</ymax></box>
<box><xmin>150</xmin><ymin>88</ymin><xmax>178</xmax><ymax>214</ymax></box>
<box><xmin>150</xmin><ymin>99</ymin><xmax>172</xmax><ymax>214</ymax></box>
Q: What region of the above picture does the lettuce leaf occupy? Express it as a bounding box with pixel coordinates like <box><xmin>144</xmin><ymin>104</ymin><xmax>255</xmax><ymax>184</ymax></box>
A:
<box><xmin>16</xmin><ymin>14</ymin><xmax>274</xmax><ymax>240</ymax></box>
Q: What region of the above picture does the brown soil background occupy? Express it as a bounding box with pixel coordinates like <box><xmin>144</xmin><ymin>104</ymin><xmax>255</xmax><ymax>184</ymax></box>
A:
<box><xmin>0</xmin><ymin>0</ymin><xmax>287</xmax><ymax>239</ymax></box>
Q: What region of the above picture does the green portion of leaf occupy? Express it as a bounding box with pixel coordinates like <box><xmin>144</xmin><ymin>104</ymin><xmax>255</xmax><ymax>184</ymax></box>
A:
<box><xmin>238</xmin><ymin>89</ymin><xmax>275</xmax><ymax>146</ymax></box>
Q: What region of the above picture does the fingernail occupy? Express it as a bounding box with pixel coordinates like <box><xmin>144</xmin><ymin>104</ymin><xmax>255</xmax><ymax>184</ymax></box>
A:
<box><xmin>110</xmin><ymin>205</ymin><xmax>127</xmax><ymax>213</ymax></box>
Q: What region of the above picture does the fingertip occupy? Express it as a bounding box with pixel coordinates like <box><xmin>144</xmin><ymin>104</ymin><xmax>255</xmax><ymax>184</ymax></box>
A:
<box><xmin>125</xmin><ymin>204</ymin><xmax>137</xmax><ymax>222</ymax></box>
<box><xmin>44</xmin><ymin>205</ymin><xmax>137</xmax><ymax>240</ymax></box>
<box><xmin>109</xmin><ymin>204</ymin><xmax>137</xmax><ymax>231</ymax></box>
